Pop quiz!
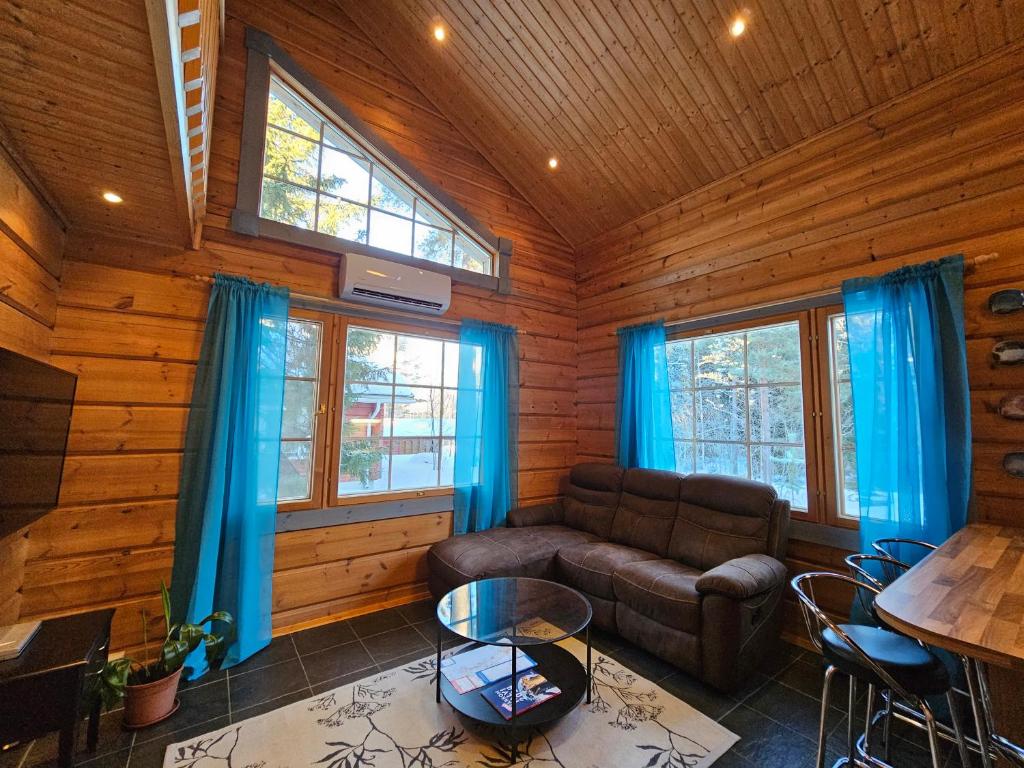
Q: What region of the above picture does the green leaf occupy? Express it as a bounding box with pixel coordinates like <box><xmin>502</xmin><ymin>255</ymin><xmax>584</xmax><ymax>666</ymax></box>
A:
<box><xmin>177</xmin><ymin>623</ymin><xmax>205</xmax><ymax>652</ymax></box>
<box><xmin>200</xmin><ymin>610</ymin><xmax>235</xmax><ymax>630</ymax></box>
<box><xmin>161</xmin><ymin>638</ymin><xmax>191</xmax><ymax>673</ymax></box>
<box><xmin>160</xmin><ymin>581</ymin><xmax>173</xmax><ymax>637</ymax></box>
<box><xmin>93</xmin><ymin>658</ymin><xmax>134</xmax><ymax>710</ymax></box>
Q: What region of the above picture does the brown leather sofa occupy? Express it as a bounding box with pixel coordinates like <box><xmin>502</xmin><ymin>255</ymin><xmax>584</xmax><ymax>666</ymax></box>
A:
<box><xmin>427</xmin><ymin>463</ymin><xmax>791</xmax><ymax>692</ymax></box>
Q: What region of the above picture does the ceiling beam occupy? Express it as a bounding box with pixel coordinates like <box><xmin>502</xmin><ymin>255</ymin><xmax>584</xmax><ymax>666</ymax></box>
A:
<box><xmin>145</xmin><ymin>0</ymin><xmax>222</xmax><ymax>249</ymax></box>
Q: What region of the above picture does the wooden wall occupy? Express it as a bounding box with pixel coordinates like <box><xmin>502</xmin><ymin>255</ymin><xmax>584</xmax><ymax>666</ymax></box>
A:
<box><xmin>576</xmin><ymin>43</ymin><xmax>1024</xmax><ymax>525</ymax></box>
<box><xmin>575</xmin><ymin>44</ymin><xmax>1024</xmax><ymax>636</ymax></box>
<box><xmin>18</xmin><ymin>0</ymin><xmax>577</xmax><ymax>653</ymax></box>
<box><xmin>0</xmin><ymin>138</ymin><xmax>66</xmax><ymax>623</ymax></box>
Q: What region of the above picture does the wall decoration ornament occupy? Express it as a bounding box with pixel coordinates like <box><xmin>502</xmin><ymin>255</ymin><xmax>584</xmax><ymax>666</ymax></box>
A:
<box><xmin>998</xmin><ymin>394</ymin><xmax>1024</xmax><ymax>420</ymax></box>
<box><xmin>992</xmin><ymin>340</ymin><xmax>1024</xmax><ymax>365</ymax></box>
<box><xmin>1004</xmin><ymin>453</ymin><xmax>1024</xmax><ymax>479</ymax></box>
<box><xmin>988</xmin><ymin>289</ymin><xmax>1024</xmax><ymax>314</ymax></box>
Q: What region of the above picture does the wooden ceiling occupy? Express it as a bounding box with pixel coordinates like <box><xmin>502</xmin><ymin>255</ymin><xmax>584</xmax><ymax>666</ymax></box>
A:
<box><xmin>0</xmin><ymin>0</ymin><xmax>185</xmax><ymax>244</ymax></box>
<box><xmin>2</xmin><ymin>1</ymin><xmax>1021</xmax><ymax>250</ymax></box>
<box><xmin>340</xmin><ymin>0</ymin><xmax>1024</xmax><ymax>246</ymax></box>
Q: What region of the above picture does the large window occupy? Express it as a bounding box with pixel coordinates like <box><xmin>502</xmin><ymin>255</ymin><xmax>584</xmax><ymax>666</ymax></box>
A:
<box><xmin>274</xmin><ymin>312</ymin><xmax>462</xmax><ymax>509</ymax></box>
<box><xmin>338</xmin><ymin>326</ymin><xmax>460</xmax><ymax>497</ymax></box>
<box><xmin>665</xmin><ymin>306</ymin><xmax>863</xmax><ymax>527</ymax></box>
<box><xmin>667</xmin><ymin>319</ymin><xmax>810</xmax><ymax>511</ymax></box>
<box><xmin>260</xmin><ymin>76</ymin><xmax>493</xmax><ymax>275</ymax></box>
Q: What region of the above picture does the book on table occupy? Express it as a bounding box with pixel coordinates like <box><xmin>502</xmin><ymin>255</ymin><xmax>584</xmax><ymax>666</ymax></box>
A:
<box><xmin>440</xmin><ymin>644</ymin><xmax>537</xmax><ymax>694</ymax></box>
<box><xmin>0</xmin><ymin>621</ymin><xmax>41</xmax><ymax>662</ymax></box>
<box><xmin>481</xmin><ymin>670</ymin><xmax>562</xmax><ymax>720</ymax></box>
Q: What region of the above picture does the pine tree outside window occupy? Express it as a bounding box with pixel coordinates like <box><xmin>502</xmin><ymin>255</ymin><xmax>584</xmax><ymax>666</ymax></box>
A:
<box><xmin>259</xmin><ymin>76</ymin><xmax>493</xmax><ymax>276</ymax></box>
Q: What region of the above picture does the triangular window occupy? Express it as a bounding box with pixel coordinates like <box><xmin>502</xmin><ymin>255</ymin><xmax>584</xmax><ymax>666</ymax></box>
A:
<box><xmin>258</xmin><ymin>76</ymin><xmax>493</xmax><ymax>276</ymax></box>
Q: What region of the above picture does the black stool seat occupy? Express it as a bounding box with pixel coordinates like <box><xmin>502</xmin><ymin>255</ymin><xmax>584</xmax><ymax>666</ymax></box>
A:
<box><xmin>822</xmin><ymin>624</ymin><xmax>950</xmax><ymax>696</ymax></box>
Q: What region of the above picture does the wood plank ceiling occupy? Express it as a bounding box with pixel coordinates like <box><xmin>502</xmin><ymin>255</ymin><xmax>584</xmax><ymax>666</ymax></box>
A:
<box><xmin>339</xmin><ymin>0</ymin><xmax>1024</xmax><ymax>246</ymax></box>
<box><xmin>1</xmin><ymin>0</ymin><xmax>1021</xmax><ymax>250</ymax></box>
<box><xmin>0</xmin><ymin>0</ymin><xmax>184</xmax><ymax>244</ymax></box>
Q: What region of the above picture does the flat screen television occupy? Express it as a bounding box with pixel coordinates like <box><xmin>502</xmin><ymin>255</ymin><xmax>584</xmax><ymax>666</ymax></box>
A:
<box><xmin>0</xmin><ymin>348</ymin><xmax>77</xmax><ymax>539</ymax></box>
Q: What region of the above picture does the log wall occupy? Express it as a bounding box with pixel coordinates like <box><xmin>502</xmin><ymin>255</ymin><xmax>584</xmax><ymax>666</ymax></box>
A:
<box><xmin>576</xmin><ymin>45</ymin><xmax>1024</xmax><ymax>634</ymax></box>
<box><xmin>577</xmin><ymin>44</ymin><xmax>1024</xmax><ymax>526</ymax></box>
<box><xmin>0</xmin><ymin>140</ymin><xmax>66</xmax><ymax>623</ymax></box>
<box><xmin>18</xmin><ymin>0</ymin><xmax>577</xmax><ymax>652</ymax></box>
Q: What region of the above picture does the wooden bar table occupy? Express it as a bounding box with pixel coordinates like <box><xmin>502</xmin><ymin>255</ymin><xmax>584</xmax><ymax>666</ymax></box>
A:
<box><xmin>875</xmin><ymin>523</ymin><xmax>1024</xmax><ymax>767</ymax></box>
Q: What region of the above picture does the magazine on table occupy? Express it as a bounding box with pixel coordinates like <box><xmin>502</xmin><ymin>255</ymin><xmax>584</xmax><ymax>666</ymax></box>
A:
<box><xmin>481</xmin><ymin>670</ymin><xmax>562</xmax><ymax>720</ymax></box>
<box><xmin>440</xmin><ymin>644</ymin><xmax>537</xmax><ymax>694</ymax></box>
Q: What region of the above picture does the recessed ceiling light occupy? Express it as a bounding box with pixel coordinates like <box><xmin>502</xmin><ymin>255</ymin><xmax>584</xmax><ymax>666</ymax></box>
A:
<box><xmin>102</xmin><ymin>191</ymin><xmax>123</xmax><ymax>204</ymax></box>
<box><xmin>433</xmin><ymin>24</ymin><xmax>446</xmax><ymax>42</ymax></box>
<box><xmin>730</xmin><ymin>17</ymin><xmax>747</xmax><ymax>37</ymax></box>
<box><xmin>548</xmin><ymin>157</ymin><xmax>559</xmax><ymax>170</ymax></box>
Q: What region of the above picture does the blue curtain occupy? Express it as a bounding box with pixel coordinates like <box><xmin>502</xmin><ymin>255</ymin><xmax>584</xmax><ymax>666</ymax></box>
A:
<box><xmin>453</xmin><ymin>319</ymin><xmax>519</xmax><ymax>534</ymax></box>
<box><xmin>842</xmin><ymin>255</ymin><xmax>971</xmax><ymax>561</ymax></box>
<box><xmin>616</xmin><ymin>320</ymin><xmax>675</xmax><ymax>471</ymax></box>
<box><xmin>169</xmin><ymin>274</ymin><xmax>289</xmax><ymax>678</ymax></box>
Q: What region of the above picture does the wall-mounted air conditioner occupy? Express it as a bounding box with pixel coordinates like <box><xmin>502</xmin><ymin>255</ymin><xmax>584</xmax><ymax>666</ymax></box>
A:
<box><xmin>339</xmin><ymin>253</ymin><xmax>452</xmax><ymax>315</ymax></box>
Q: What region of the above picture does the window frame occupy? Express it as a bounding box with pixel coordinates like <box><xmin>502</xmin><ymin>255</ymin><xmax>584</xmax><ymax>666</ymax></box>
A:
<box><xmin>813</xmin><ymin>305</ymin><xmax>860</xmax><ymax>530</ymax></box>
<box><xmin>276</xmin><ymin>308</ymin><xmax>339</xmax><ymax>513</ymax></box>
<box><xmin>327</xmin><ymin>317</ymin><xmax>461</xmax><ymax>507</ymax></box>
<box><xmin>278</xmin><ymin>310</ymin><xmax>461</xmax><ymax>512</ymax></box>
<box><xmin>232</xmin><ymin>28</ymin><xmax>511</xmax><ymax>295</ymax></box>
<box><xmin>667</xmin><ymin>310</ymin><xmax>822</xmax><ymax>523</ymax></box>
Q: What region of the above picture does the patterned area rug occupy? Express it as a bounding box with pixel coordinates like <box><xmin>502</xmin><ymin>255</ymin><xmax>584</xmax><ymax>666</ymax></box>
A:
<box><xmin>162</xmin><ymin>638</ymin><xmax>738</xmax><ymax>768</ymax></box>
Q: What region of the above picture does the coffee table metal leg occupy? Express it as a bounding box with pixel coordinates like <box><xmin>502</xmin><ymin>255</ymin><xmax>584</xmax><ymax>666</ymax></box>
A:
<box><xmin>435</xmin><ymin>623</ymin><xmax>442</xmax><ymax>704</ymax></box>
<box><xmin>586</xmin><ymin>624</ymin><xmax>592</xmax><ymax>704</ymax></box>
<box><xmin>510</xmin><ymin>645</ymin><xmax>517</xmax><ymax>763</ymax></box>
<box><xmin>510</xmin><ymin>645</ymin><xmax>517</xmax><ymax>718</ymax></box>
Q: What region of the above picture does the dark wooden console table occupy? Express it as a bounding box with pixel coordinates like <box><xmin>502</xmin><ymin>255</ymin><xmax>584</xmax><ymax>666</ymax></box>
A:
<box><xmin>0</xmin><ymin>609</ymin><xmax>114</xmax><ymax>768</ymax></box>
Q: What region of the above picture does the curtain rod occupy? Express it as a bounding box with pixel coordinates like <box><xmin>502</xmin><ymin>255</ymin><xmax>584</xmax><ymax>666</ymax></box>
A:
<box><xmin>185</xmin><ymin>273</ymin><xmax>464</xmax><ymax>333</ymax></box>
<box><xmin>609</xmin><ymin>251</ymin><xmax>1001</xmax><ymax>337</ymax></box>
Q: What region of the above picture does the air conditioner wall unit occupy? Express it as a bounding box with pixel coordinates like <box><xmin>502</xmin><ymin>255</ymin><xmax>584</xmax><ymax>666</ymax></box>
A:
<box><xmin>339</xmin><ymin>253</ymin><xmax>452</xmax><ymax>316</ymax></box>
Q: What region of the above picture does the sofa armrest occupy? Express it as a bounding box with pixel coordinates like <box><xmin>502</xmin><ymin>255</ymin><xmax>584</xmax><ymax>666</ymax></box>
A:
<box><xmin>507</xmin><ymin>502</ymin><xmax>563</xmax><ymax>528</ymax></box>
<box><xmin>695</xmin><ymin>554</ymin><xmax>788</xmax><ymax>600</ymax></box>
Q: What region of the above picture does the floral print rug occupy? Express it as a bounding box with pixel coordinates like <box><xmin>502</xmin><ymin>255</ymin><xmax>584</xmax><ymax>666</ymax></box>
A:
<box><xmin>162</xmin><ymin>638</ymin><xmax>738</xmax><ymax>768</ymax></box>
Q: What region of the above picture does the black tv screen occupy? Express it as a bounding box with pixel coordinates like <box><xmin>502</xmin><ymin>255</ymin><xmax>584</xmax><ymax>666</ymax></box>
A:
<box><xmin>0</xmin><ymin>349</ymin><xmax>77</xmax><ymax>539</ymax></box>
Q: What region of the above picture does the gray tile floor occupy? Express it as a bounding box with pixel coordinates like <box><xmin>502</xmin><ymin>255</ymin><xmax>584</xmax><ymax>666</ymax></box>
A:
<box><xmin>0</xmin><ymin>601</ymin><xmax>969</xmax><ymax>768</ymax></box>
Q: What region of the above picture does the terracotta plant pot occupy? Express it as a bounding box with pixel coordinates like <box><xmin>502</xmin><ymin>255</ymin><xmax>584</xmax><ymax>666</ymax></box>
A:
<box><xmin>123</xmin><ymin>666</ymin><xmax>182</xmax><ymax>729</ymax></box>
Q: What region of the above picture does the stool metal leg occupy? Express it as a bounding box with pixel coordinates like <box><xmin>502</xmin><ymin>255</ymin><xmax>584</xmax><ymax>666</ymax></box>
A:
<box><xmin>921</xmin><ymin>701</ymin><xmax>944</xmax><ymax>768</ymax></box>
<box><xmin>963</xmin><ymin>658</ymin><xmax>994</xmax><ymax>768</ymax></box>
<box><xmin>975</xmin><ymin>658</ymin><xmax>1024</xmax><ymax>766</ymax></box>
<box><xmin>816</xmin><ymin>665</ymin><xmax>837</xmax><ymax>768</ymax></box>
<box><xmin>946</xmin><ymin>690</ymin><xmax>971</xmax><ymax>768</ymax></box>
<box><xmin>863</xmin><ymin>684</ymin><xmax>875</xmax><ymax>759</ymax></box>
<box><xmin>882</xmin><ymin>691</ymin><xmax>893</xmax><ymax>763</ymax></box>
<box><xmin>848</xmin><ymin>676</ymin><xmax>858</xmax><ymax>765</ymax></box>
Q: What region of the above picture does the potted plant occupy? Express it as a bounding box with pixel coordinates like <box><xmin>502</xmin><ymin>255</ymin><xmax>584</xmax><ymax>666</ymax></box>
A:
<box><xmin>94</xmin><ymin>582</ymin><xmax>234</xmax><ymax>728</ymax></box>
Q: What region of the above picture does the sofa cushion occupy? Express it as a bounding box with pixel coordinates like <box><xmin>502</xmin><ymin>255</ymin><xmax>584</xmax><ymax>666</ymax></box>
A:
<box><xmin>668</xmin><ymin>474</ymin><xmax>777</xmax><ymax>571</ymax></box>
<box><xmin>556</xmin><ymin>542</ymin><xmax>658</xmax><ymax>600</ymax></box>
<box><xmin>613</xmin><ymin>558</ymin><xmax>703</xmax><ymax>633</ymax></box>
<box><xmin>616</xmin><ymin>603</ymin><xmax>701</xmax><ymax>679</ymax></box>
<box><xmin>608</xmin><ymin>468</ymin><xmax>682</xmax><ymax>557</ymax></box>
<box><xmin>428</xmin><ymin>525</ymin><xmax>599</xmax><ymax>589</ymax></box>
<box><xmin>561</xmin><ymin>463</ymin><xmax>625</xmax><ymax>539</ymax></box>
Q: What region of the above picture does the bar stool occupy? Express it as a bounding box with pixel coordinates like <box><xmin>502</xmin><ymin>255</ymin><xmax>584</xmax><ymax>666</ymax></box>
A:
<box><xmin>846</xmin><ymin>553</ymin><xmax>978</xmax><ymax>766</ymax></box>
<box><xmin>870</xmin><ymin>538</ymin><xmax>937</xmax><ymax>583</ymax></box>
<box><xmin>791</xmin><ymin>572</ymin><xmax>970</xmax><ymax>768</ymax></box>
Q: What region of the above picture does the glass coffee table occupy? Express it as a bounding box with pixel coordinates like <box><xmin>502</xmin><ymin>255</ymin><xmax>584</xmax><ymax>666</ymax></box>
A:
<box><xmin>435</xmin><ymin>577</ymin><xmax>593</xmax><ymax>761</ymax></box>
